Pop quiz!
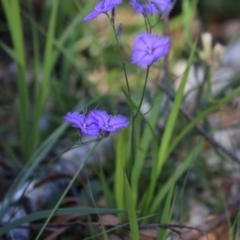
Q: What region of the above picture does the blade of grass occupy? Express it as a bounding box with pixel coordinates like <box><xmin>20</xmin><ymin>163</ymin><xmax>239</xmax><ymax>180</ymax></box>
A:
<box><xmin>2</xmin><ymin>0</ymin><xmax>30</xmax><ymax>159</ymax></box>
<box><xmin>149</xmin><ymin>141</ymin><xmax>204</xmax><ymax>215</ymax></box>
<box><xmin>124</xmin><ymin>173</ymin><xmax>140</xmax><ymax>240</ymax></box>
<box><xmin>0</xmin><ymin>100</ymin><xmax>89</xmax><ymax>217</ymax></box>
<box><xmin>131</xmin><ymin>92</ymin><xmax>163</xmax><ymax>204</ymax></box>
<box><xmin>146</xmin><ymin>42</ymin><xmax>197</xmax><ymax>210</ymax></box>
<box><xmin>182</xmin><ymin>0</ymin><xmax>198</xmax><ymax>44</ymax></box>
<box><xmin>157</xmin><ymin>170</ymin><xmax>176</xmax><ymax>240</ymax></box>
<box><xmin>0</xmin><ymin>122</ymin><xmax>70</xmax><ymax>217</ymax></box>
<box><xmin>33</xmin><ymin>0</ymin><xmax>59</xmax><ymax>151</ymax></box>
<box><xmin>115</xmin><ymin>128</ymin><xmax>129</xmax><ymax>214</ymax></box>
<box><xmin>1</xmin><ymin>0</ymin><xmax>26</xmax><ymax>69</ymax></box>
<box><xmin>27</xmin><ymin>0</ymin><xmax>42</xmax><ymax>154</ymax></box>
<box><xmin>22</xmin><ymin>8</ymin><xmax>96</xmax><ymax>97</ymax></box>
<box><xmin>35</xmin><ymin>142</ymin><xmax>99</xmax><ymax>240</ymax></box>
<box><xmin>0</xmin><ymin>41</ymin><xmax>18</xmax><ymax>63</ymax></box>
<box><xmin>0</xmin><ymin>141</ymin><xmax>22</xmax><ymax>169</ymax></box>
<box><xmin>156</xmin><ymin>42</ymin><xmax>197</xmax><ymax>179</ymax></box>
<box><xmin>87</xmin><ymin>179</ymin><xmax>109</xmax><ymax>240</ymax></box>
<box><xmin>51</xmin><ymin>0</ymin><xmax>96</xmax><ymax>67</ymax></box>
<box><xmin>98</xmin><ymin>165</ymin><xmax>115</xmax><ymax>208</ymax></box>
<box><xmin>39</xmin><ymin>0</ymin><xmax>59</xmax><ymax>111</ymax></box>
<box><xmin>0</xmin><ymin>207</ymin><xmax>126</xmax><ymax>236</ymax></box>
<box><xmin>167</xmin><ymin>83</ymin><xmax>240</xmax><ymax>160</ymax></box>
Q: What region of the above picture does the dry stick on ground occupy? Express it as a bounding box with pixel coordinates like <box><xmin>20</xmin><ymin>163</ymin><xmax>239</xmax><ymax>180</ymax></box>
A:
<box><xmin>6</xmin><ymin>201</ymin><xmax>240</xmax><ymax>240</ymax></box>
<box><xmin>33</xmin><ymin>201</ymin><xmax>240</xmax><ymax>238</ymax></box>
<box><xmin>160</xmin><ymin>83</ymin><xmax>240</xmax><ymax>165</ymax></box>
<box><xmin>138</xmin><ymin>223</ymin><xmax>210</xmax><ymax>240</ymax></box>
<box><xmin>171</xmin><ymin>200</ymin><xmax>240</xmax><ymax>240</ymax></box>
<box><xmin>3</xmin><ymin>202</ymin><xmax>239</xmax><ymax>240</ymax></box>
<box><xmin>160</xmin><ymin>13</ymin><xmax>240</xmax><ymax>165</ymax></box>
<box><xmin>138</xmin><ymin>200</ymin><xmax>239</xmax><ymax>240</ymax></box>
<box><xmin>0</xmin><ymin>221</ymin><xmax>207</xmax><ymax>239</ymax></box>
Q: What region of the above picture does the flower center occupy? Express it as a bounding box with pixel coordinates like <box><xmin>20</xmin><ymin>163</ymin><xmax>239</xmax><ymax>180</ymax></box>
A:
<box><xmin>83</xmin><ymin>123</ymin><xmax>87</xmax><ymax>129</ymax></box>
<box><xmin>147</xmin><ymin>47</ymin><xmax>153</xmax><ymax>54</ymax></box>
<box><xmin>137</xmin><ymin>0</ymin><xmax>151</xmax><ymax>4</ymax></box>
<box><xmin>96</xmin><ymin>2</ymin><xmax>107</xmax><ymax>12</ymax></box>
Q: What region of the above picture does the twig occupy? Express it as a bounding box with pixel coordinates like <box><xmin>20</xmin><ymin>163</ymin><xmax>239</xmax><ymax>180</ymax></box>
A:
<box><xmin>171</xmin><ymin>200</ymin><xmax>240</xmax><ymax>240</ymax></box>
<box><xmin>160</xmin><ymin>83</ymin><xmax>240</xmax><ymax>165</ymax></box>
<box><xmin>138</xmin><ymin>223</ymin><xmax>210</xmax><ymax>240</ymax></box>
<box><xmin>160</xmin><ymin>7</ymin><xmax>240</xmax><ymax>164</ymax></box>
<box><xmin>5</xmin><ymin>201</ymin><xmax>240</xmax><ymax>240</ymax></box>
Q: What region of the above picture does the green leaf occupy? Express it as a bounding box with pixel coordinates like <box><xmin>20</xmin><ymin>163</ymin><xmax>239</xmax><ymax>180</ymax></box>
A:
<box><xmin>150</xmin><ymin>141</ymin><xmax>204</xmax><ymax>215</ymax></box>
<box><xmin>158</xmin><ymin>170</ymin><xmax>175</xmax><ymax>240</ymax></box>
<box><xmin>35</xmin><ymin>142</ymin><xmax>99</xmax><ymax>240</ymax></box>
<box><xmin>131</xmin><ymin>92</ymin><xmax>163</xmax><ymax>204</ymax></box>
<box><xmin>124</xmin><ymin>173</ymin><xmax>139</xmax><ymax>240</ymax></box>
<box><xmin>0</xmin><ymin>207</ymin><xmax>126</xmax><ymax>236</ymax></box>
<box><xmin>147</xmin><ymin>41</ymin><xmax>197</xmax><ymax>210</ymax></box>
<box><xmin>115</xmin><ymin>128</ymin><xmax>129</xmax><ymax>213</ymax></box>
<box><xmin>156</xmin><ymin>41</ymin><xmax>197</xmax><ymax>178</ymax></box>
<box><xmin>1</xmin><ymin>0</ymin><xmax>30</xmax><ymax>159</ymax></box>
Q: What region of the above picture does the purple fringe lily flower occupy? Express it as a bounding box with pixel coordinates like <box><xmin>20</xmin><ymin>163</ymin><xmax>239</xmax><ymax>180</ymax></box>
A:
<box><xmin>131</xmin><ymin>33</ymin><xmax>170</xmax><ymax>67</ymax></box>
<box><xmin>89</xmin><ymin>110</ymin><xmax>129</xmax><ymax>133</ymax></box>
<box><xmin>83</xmin><ymin>0</ymin><xmax>122</xmax><ymax>22</ymax></box>
<box><xmin>64</xmin><ymin>112</ymin><xmax>100</xmax><ymax>136</ymax></box>
<box><xmin>64</xmin><ymin>110</ymin><xmax>129</xmax><ymax>137</ymax></box>
<box><xmin>130</xmin><ymin>0</ymin><xmax>172</xmax><ymax>16</ymax></box>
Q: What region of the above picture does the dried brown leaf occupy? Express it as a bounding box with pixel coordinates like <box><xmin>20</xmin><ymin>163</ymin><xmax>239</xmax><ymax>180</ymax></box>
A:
<box><xmin>139</xmin><ymin>229</ymin><xmax>158</xmax><ymax>240</ymax></box>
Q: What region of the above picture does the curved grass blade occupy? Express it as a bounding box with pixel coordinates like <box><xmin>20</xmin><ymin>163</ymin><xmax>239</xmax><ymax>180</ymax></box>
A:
<box><xmin>149</xmin><ymin>141</ymin><xmax>204</xmax><ymax>215</ymax></box>
<box><xmin>146</xmin><ymin>42</ymin><xmax>197</xmax><ymax>210</ymax></box>
<box><xmin>0</xmin><ymin>207</ymin><xmax>126</xmax><ymax>236</ymax></box>
<box><xmin>124</xmin><ymin>173</ymin><xmax>140</xmax><ymax>240</ymax></box>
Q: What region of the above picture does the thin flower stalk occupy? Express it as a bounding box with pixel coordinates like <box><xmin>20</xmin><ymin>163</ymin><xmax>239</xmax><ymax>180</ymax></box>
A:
<box><xmin>83</xmin><ymin>0</ymin><xmax>122</xmax><ymax>22</ymax></box>
<box><xmin>130</xmin><ymin>0</ymin><xmax>172</xmax><ymax>16</ymax></box>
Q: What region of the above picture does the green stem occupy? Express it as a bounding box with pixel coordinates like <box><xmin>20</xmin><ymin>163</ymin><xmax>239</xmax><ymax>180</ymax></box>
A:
<box><xmin>129</xmin><ymin>115</ymin><xmax>135</xmax><ymax>176</ymax></box>
<box><xmin>27</xmin><ymin>0</ymin><xmax>42</xmax><ymax>154</ymax></box>
<box><xmin>33</xmin><ymin>0</ymin><xmax>59</xmax><ymax>151</ymax></box>
<box><xmin>110</xmin><ymin>17</ymin><xmax>131</xmax><ymax>96</ymax></box>
<box><xmin>35</xmin><ymin>142</ymin><xmax>99</xmax><ymax>240</ymax></box>
<box><xmin>2</xmin><ymin>0</ymin><xmax>30</xmax><ymax>160</ymax></box>
<box><xmin>134</xmin><ymin>66</ymin><xmax>150</xmax><ymax>120</ymax></box>
<box><xmin>109</xmin><ymin>14</ymin><xmax>136</xmax><ymax>178</ymax></box>
<box><xmin>168</xmin><ymin>83</ymin><xmax>240</xmax><ymax>159</ymax></box>
<box><xmin>144</xmin><ymin>16</ymin><xmax>149</xmax><ymax>33</ymax></box>
<box><xmin>129</xmin><ymin>66</ymin><xmax>150</xmax><ymax>177</ymax></box>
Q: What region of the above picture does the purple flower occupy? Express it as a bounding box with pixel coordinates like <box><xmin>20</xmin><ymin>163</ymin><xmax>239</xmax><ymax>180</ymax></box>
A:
<box><xmin>131</xmin><ymin>33</ymin><xmax>170</xmax><ymax>67</ymax></box>
<box><xmin>64</xmin><ymin>112</ymin><xmax>100</xmax><ymax>136</ymax></box>
<box><xmin>83</xmin><ymin>0</ymin><xmax>122</xmax><ymax>22</ymax></box>
<box><xmin>64</xmin><ymin>110</ymin><xmax>129</xmax><ymax>137</ymax></box>
<box><xmin>89</xmin><ymin>110</ymin><xmax>129</xmax><ymax>133</ymax></box>
<box><xmin>130</xmin><ymin>0</ymin><xmax>172</xmax><ymax>16</ymax></box>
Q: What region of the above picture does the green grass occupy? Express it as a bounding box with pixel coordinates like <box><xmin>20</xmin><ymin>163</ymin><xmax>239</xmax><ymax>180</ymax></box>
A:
<box><xmin>1</xmin><ymin>0</ymin><xmax>240</xmax><ymax>239</ymax></box>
